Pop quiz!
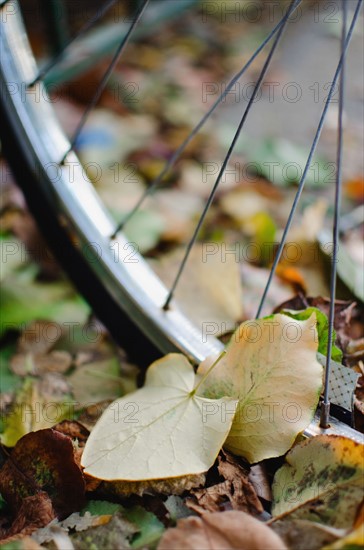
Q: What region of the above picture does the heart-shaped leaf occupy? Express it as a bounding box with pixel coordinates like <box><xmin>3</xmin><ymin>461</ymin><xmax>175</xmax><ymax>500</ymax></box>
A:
<box><xmin>197</xmin><ymin>313</ymin><xmax>323</xmax><ymax>463</ymax></box>
<box><xmin>81</xmin><ymin>354</ymin><xmax>237</xmax><ymax>481</ymax></box>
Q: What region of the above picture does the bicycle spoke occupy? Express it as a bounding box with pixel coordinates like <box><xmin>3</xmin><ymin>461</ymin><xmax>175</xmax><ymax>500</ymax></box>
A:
<box><xmin>320</xmin><ymin>0</ymin><xmax>348</xmax><ymax>429</ymax></box>
<box><xmin>162</xmin><ymin>0</ymin><xmax>296</xmax><ymax>311</ymax></box>
<box><xmin>255</xmin><ymin>0</ymin><xmax>363</xmax><ymax>321</ymax></box>
<box><xmin>61</xmin><ymin>0</ymin><xmax>150</xmax><ymax>164</ymax></box>
<box><xmin>29</xmin><ymin>0</ymin><xmax>119</xmax><ymax>86</ymax></box>
<box><xmin>111</xmin><ymin>0</ymin><xmax>302</xmax><ymax>238</ymax></box>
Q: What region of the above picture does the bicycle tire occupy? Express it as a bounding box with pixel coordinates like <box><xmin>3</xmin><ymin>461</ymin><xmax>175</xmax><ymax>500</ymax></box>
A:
<box><xmin>0</xmin><ymin>0</ymin><xmax>221</xmax><ymax>366</ymax></box>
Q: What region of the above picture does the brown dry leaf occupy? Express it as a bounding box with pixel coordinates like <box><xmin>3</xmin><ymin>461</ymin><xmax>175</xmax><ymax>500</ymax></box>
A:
<box><xmin>152</xmin><ymin>245</ymin><xmax>243</xmax><ymax>332</ymax></box>
<box><xmin>0</xmin><ymin>492</ymin><xmax>56</xmax><ymax>542</ymax></box>
<box><xmin>157</xmin><ymin>511</ymin><xmax>287</xmax><ymax>550</ymax></box>
<box><xmin>248</xmin><ymin>464</ymin><xmax>272</xmax><ymax>502</ymax></box>
<box><xmin>53</xmin><ymin>420</ymin><xmax>90</xmax><ymax>472</ymax></box>
<box><xmin>18</xmin><ymin>320</ymin><xmax>62</xmax><ymax>355</ymax></box>
<box><xmin>53</xmin><ymin>420</ymin><xmax>90</xmax><ymax>446</ymax></box>
<box><xmin>101</xmin><ymin>474</ymin><xmax>206</xmax><ymax>498</ymax></box>
<box><xmin>0</xmin><ymin>429</ymin><xmax>85</xmax><ymax>521</ymax></box>
<box><xmin>187</xmin><ymin>452</ymin><xmax>263</xmax><ymax>516</ymax></box>
<box><xmin>11</xmin><ymin>350</ymin><xmax>72</xmax><ymax>377</ymax></box>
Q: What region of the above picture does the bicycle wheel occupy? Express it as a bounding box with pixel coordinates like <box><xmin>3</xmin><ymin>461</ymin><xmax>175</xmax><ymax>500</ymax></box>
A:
<box><xmin>0</xmin><ymin>0</ymin><xmax>362</xmax><ymax>442</ymax></box>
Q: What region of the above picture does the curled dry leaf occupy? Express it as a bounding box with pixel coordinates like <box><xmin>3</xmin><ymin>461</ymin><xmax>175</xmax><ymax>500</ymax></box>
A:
<box><xmin>272</xmin><ymin>435</ymin><xmax>364</xmax><ymax>529</ymax></box>
<box><xmin>197</xmin><ymin>313</ymin><xmax>323</xmax><ymax>463</ymax></box>
<box><xmin>0</xmin><ymin>492</ymin><xmax>55</xmax><ymax>542</ymax></box>
<box><xmin>82</xmin><ymin>354</ymin><xmax>237</xmax><ymax>481</ymax></box>
<box><xmin>186</xmin><ymin>451</ymin><xmax>263</xmax><ymax>516</ymax></box>
<box><xmin>0</xmin><ymin>429</ymin><xmax>85</xmax><ymax>520</ymax></box>
<box><xmin>157</xmin><ymin>510</ymin><xmax>287</xmax><ymax>550</ymax></box>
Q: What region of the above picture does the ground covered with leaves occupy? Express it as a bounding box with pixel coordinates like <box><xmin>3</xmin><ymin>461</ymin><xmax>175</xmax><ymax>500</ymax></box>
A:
<box><xmin>1</xmin><ymin>1</ymin><xmax>364</xmax><ymax>548</ymax></box>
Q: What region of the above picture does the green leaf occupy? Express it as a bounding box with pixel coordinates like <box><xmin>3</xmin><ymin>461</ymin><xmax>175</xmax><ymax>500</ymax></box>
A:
<box><xmin>81</xmin><ymin>501</ymin><xmax>164</xmax><ymax>549</ymax></box>
<box><xmin>247</xmin><ymin>138</ymin><xmax>329</xmax><ymax>188</ymax></box>
<box><xmin>280</xmin><ymin>307</ymin><xmax>343</xmax><ymax>362</ymax></box>
<box><xmin>0</xmin><ymin>265</ymin><xmax>89</xmax><ymax>337</ymax></box>
<box><xmin>0</xmin><ymin>236</ymin><xmax>27</xmax><ymax>282</ymax></box>
<box><xmin>82</xmin><ymin>354</ymin><xmax>237</xmax><ymax>480</ymax></box>
<box><xmin>197</xmin><ymin>313</ymin><xmax>323</xmax><ymax>463</ymax></box>
<box><xmin>123</xmin><ymin>506</ymin><xmax>164</xmax><ymax>549</ymax></box>
<box><xmin>82</xmin><ymin>500</ymin><xmax>123</xmax><ymax>517</ymax></box>
<box><xmin>0</xmin><ymin>343</ymin><xmax>21</xmax><ymax>394</ymax></box>
<box><xmin>272</xmin><ymin>435</ymin><xmax>364</xmax><ymax>529</ymax></box>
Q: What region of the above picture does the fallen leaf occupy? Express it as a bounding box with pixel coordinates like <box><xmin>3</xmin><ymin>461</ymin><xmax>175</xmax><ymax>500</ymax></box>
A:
<box><xmin>81</xmin><ymin>354</ymin><xmax>237</xmax><ymax>481</ymax></box>
<box><xmin>151</xmin><ymin>245</ymin><xmax>243</xmax><ymax>334</ymax></box>
<box><xmin>31</xmin><ymin>513</ymin><xmax>111</xmax><ymax>546</ymax></box>
<box><xmin>61</xmin><ymin>511</ymin><xmax>111</xmax><ymax>532</ymax></box>
<box><xmin>275</xmin><ymin>265</ymin><xmax>306</xmax><ymax>293</ymax></box>
<box><xmin>122</xmin><ymin>505</ymin><xmax>165</xmax><ymax>549</ymax></box>
<box><xmin>10</xmin><ymin>350</ymin><xmax>72</xmax><ymax>377</ymax></box>
<box><xmin>66</xmin><ymin>500</ymin><xmax>164</xmax><ymax>549</ymax></box>
<box><xmin>0</xmin><ymin>379</ymin><xmax>72</xmax><ymax>447</ymax></box>
<box><xmin>248</xmin><ymin>463</ymin><xmax>272</xmax><ymax>502</ymax></box>
<box><xmin>323</xmin><ymin>522</ymin><xmax>364</xmax><ymax>549</ymax></box>
<box><xmin>0</xmin><ymin>492</ymin><xmax>56</xmax><ymax>542</ymax></box>
<box><xmin>157</xmin><ymin>510</ymin><xmax>287</xmax><ymax>550</ymax></box>
<box><xmin>68</xmin><ymin>356</ymin><xmax>124</xmax><ymax>406</ymax></box>
<box><xmin>240</xmin><ymin>263</ymin><xmax>296</xmax><ymax>319</ymax></box>
<box><xmin>286</xmin><ymin>199</ymin><xmax>328</xmax><ymax>247</ymax></box>
<box><xmin>0</xmin><ymin>264</ymin><xmax>89</xmax><ymax>337</ymax></box>
<box><xmin>69</xmin><ymin>513</ymin><xmax>137</xmax><ymax>550</ymax></box>
<box><xmin>164</xmin><ymin>495</ymin><xmax>192</xmax><ymax>522</ymax></box>
<box><xmin>17</xmin><ymin>320</ymin><xmax>62</xmax><ymax>355</ymax></box>
<box><xmin>0</xmin><ymin>210</ymin><xmax>59</xmax><ymax>279</ymax></box>
<box><xmin>186</xmin><ymin>451</ymin><xmax>263</xmax><ymax>516</ymax></box>
<box><xmin>280</xmin><ymin>307</ymin><xmax>343</xmax><ymax>362</ymax></box>
<box><xmin>0</xmin><ymin>236</ymin><xmax>27</xmax><ymax>283</ymax></box>
<box><xmin>271</xmin><ymin>519</ymin><xmax>343</xmax><ymax>550</ymax></box>
<box><xmin>0</xmin><ymin>429</ymin><xmax>85</xmax><ymax>520</ymax></box>
<box><xmin>0</xmin><ymin>343</ymin><xmax>21</xmax><ymax>395</ymax></box>
<box><xmin>121</xmin><ymin>208</ymin><xmax>165</xmax><ymax>254</ymax></box>
<box><xmin>344</xmin><ymin>177</ymin><xmax>364</xmax><ymax>201</ymax></box>
<box><xmin>274</xmin><ymin>296</ymin><xmax>360</xmax><ymax>357</ymax></box>
<box><xmin>197</xmin><ymin>314</ymin><xmax>323</xmax><ymax>463</ymax></box>
<box><xmin>272</xmin><ymin>435</ymin><xmax>364</xmax><ymax>529</ymax></box>
<box><xmin>319</xmin><ymin>228</ymin><xmax>364</xmax><ymax>302</ymax></box>
<box><xmin>102</xmin><ymin>473</ymin><xmax>206</xmax><ymax>497</ymax></box>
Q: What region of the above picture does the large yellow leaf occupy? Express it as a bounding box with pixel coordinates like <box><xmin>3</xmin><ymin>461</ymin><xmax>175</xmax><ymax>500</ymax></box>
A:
<box><xmin>81</xmin><ymin>354</ymin><xmax>237</xmax><ymax>481</ymax></box>
<box><xmin>272</xmin><ymin>435</ymin><xmax>364</xmax><ymax>529</ymax></box>
<box><xmin>197</xmin><ymin>313</ymin><xmax>323</xmax><ymax>463</ymax></box>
